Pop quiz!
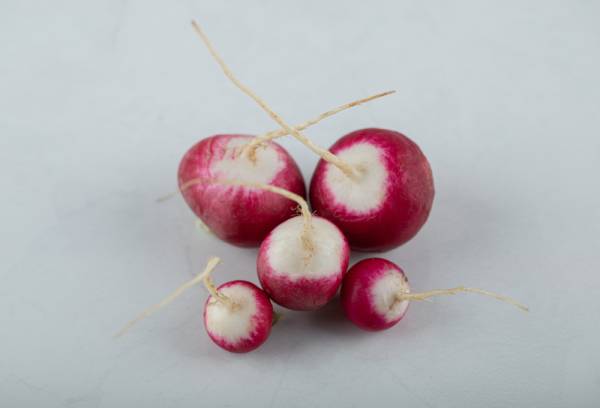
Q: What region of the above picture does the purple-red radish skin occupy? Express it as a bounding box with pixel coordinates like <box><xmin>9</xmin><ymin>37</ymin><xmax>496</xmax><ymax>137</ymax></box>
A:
<box><xmin>341</xmin><ymin>258</ymin><xmax>410</xmax><ymax>331</ymax></box>
<box><xmin>179</xmin><ymin>134</ymin><xmax>305</xmax><ymax>247</ymax></box>
<box><xmin>257</xmin><ymin>216</ymin><xmax>350</xmax><ymax>311</ymax></box>
<box><xmin>310</xmin><ymin>128</ymin><xmax>434</xmax><ymax>252</ymax></box>
<box><xmin>203</xmin><ymin>280</ymin><xmax>273</xmax><ymax>353</ymax></box>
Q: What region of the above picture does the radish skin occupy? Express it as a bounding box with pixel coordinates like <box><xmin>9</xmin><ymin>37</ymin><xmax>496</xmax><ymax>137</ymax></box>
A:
<box><xmin>341</xmin><ymin>258</ymin><xmax>410</xmax><ymax>331</ymax></box>
<box><xmin>178</xmin><ymin>134</ymin><xmax>305</xmax><ymax>247</ymax></box>
<box><xmin>310</xmin><ymin>128</ymin><xmax>435</xmax><ymax>251</ymax></box>
<box><xmin>204</xmin><ymin>280</ymin><xmax>273</xmax><ymax>353</ymax></box>
<box><xmin>257</xmin><ymin>215</ymin><xmax>350</xmax><ymax>311</ymax></box>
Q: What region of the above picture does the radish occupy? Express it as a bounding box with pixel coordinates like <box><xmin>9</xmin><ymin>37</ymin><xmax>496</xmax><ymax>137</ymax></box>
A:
<box><xmin>310</xmin><ymin>128</ymin><xmax>435</xmax><ymax>252</ymax></box>
<box><xmin>341</xmin><ymin>258</ymin><xmax>528</xmax><ymax>331</ymax></box>
<box><xmin>178</xmin><ymin>134</ymin><xmax>305</xmax><ymax>247</ymax></box>
<box><xmin>204</xmin><ymin>277</ymin><xmax>273</xmax><ymax>353</ymax></box>
<box><xmin>180</xmin><ymin>177</ymin><xmax>351</xmax><ymax>311</ymax></box>
<box><xmin>257</xmin><ymin>214</ymin><xmax>350</xmax><ymax>311</ymax></box>
<box><xmin>116</xmin><ymin>257</ymin><xmax>275</xmax><ymax>353</ymax></box>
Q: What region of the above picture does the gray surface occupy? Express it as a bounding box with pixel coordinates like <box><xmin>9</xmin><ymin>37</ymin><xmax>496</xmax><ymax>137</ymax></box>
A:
<box><xmin>1</xmin><ymin>1</ymin><xmax>599</xmax><ymax>406</ymax></box>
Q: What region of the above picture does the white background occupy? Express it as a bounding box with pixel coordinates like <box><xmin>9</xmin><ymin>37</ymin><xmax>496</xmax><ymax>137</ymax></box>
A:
<box><xmin>1</xmin><ymin>1</ymin><xmax>599</xmax><ymax>406</ymax></box>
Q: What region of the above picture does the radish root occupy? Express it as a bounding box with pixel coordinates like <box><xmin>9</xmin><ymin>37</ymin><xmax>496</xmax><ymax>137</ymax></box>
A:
<box><xmin>180</xmin><ymin>177</ymin><xmax>314</xmax><ymax>257</ymax></box>
<box><xmin>115</xmin><ymin>256</ymin><xmax>225</xmax><ymax>338</ymax></box>
<box><xmin>244</xmin><ymin>90</ymin><xmax>396</xmax><ymax>162</ymax></box>
<box><xmin>191</xmin><ymin>20</ymin><xmax>360</xmax><ymax>180</ymax></box>
<box><xmin>396</xmin><ymin>286</ymin><xmax>529</xmax><ymax>312</ymax></box>
<box><xmin>202</xmin><ymin>263</ymin><xmax>238</xmax><ymax>310</ymax></box>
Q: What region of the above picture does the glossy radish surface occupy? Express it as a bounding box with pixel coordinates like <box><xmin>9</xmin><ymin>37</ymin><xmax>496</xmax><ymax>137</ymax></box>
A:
<box><xmin>257</xmin><ymin>215</ymin><xmax>350</xmax><ymax>311</ymax></box>
<box><xmin>310</xmin><ymin>128</ymin><xmax>434</xmax><ymax>251</ymax></box>
<box><xmin>341</xmin><ymin>258</ymin><xmax>410</xmax><ymax>331</ymax></box>
<box><xmin>204</xmin><ymin>280</ymin><xmax>273</xmax><ymax>353</ymax></box>
<box><xmin>178</xmin><ymin>134</ymin><xmax>305</xmax><ymax>247</ymax></box>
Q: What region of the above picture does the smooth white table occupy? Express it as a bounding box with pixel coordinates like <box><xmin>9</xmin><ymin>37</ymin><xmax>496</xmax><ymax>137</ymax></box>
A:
<box><xmin>1</xmin><ymin>1</ymin><xmax>598</xmax><ymax>406</ymax></box>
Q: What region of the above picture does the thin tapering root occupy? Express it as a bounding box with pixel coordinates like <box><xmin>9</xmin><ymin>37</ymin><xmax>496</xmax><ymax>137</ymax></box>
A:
<box><xmin>244</xmin><ymin>90</ymin><xmax>396</xmax><ymax>161</ymax></box>
<box><xmin>396</xmin><ymin>286</ymin><xmax>529</xmax><ymax>312</ymax></box>
<box><xmin>115</xmin><ymin>256</ymin><xmax>223</xmax><ymax>338</ymax></box>
<box><xmin>156</xmin><ymin>192</ymin><xmax>178</xmax><ymax>203</ymax></box>
<box><xmin>191</xmin><ymin>20</ymin><xmax>360</xmax><ymax>180</ymax></box>
<box><xmin>180</xmin><ymin>177</ymin><xmax>314</xmax><ymax>255</ymax></box>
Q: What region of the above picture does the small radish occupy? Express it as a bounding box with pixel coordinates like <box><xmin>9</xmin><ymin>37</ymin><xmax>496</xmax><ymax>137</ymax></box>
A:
<box><xmin>178</xmin><ymin>134</ymin><xmax>305</xmax><ymax>247</ymax></box>
<box><xmin>180</xmin><ymin>178</ymin><xmax>351</xmax><ymax>311</ymax></box>
<box><xmin>116</xmin><ymin>257</ymin><xmax>275</xmax><ymax>353</ymax></box>
<box><xmin>203</xmin><ymin>277</ymin><xmax>273</xmax><ymax>353</ymax></box>
<box><xmin>341</xmin><ymin>258</ymin><xmax>528</xmax><ymax>331</ymax></box>
<box><xmin>310</xmin><ymin>128</ymin><xmax>435</xmax><ymax>252</ymax></box>
<box><xmin>257</xmin><ymin>214</ymin><xmax>350</xmax><ymax>311</ymax></box>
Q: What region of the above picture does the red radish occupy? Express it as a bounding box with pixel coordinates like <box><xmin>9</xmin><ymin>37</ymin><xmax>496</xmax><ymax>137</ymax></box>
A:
<box><xmin>178</xmin><ymin>134</ymin><xmax>305</xmax><ymax>247</ymax></box>
<box><xmin>204</xmin><ymin>279</ymin><xmax>273</xmax><ymax>353</ymax></box>
<box><xmin>257</xmin><ymin>215</ymin><xmax>350</xmax><ymax>311</ymax></box>
<box><xmin>341</xmin><ymin>258</ymin><xmax>411</xmax><ymax>331</ymax></box>
<box><xmin>180</xmin><ymin>177</ymin><xmax>351</xmax><ymax>311</ymax></box>
<box><xmin>310</xmin><ymin>128</ymin><xmax>435</xmax><ymax>252</ymax></box>
<box><xmin>341</xmin><ymin>258</ymin><xmax>528</xmax><ymax>331</ymax></box>
<box><xmin>245</xmin><ymin>182</ymin><xmax>349</xmax><ymax>311</ymax></box>
<box><xmin>116</xmin><ymin>257</ymin><xmax>275</xmax><ymax>353</ymax></box>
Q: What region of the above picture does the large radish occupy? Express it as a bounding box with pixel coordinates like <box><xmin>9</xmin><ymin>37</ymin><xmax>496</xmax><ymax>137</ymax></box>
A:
<box><xmin>310</xmin><ymin>128</ymin><xmax>435</xmax><ymax>252</ymax></box>
<box><xmin>178</xmin><ymin>134</ymin><xmax>305</xmax><ymax>247</ymax></box>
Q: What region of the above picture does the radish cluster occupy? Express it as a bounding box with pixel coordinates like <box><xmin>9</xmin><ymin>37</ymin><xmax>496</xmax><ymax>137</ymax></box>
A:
<box><xmin>117</xmin><ymin>21</ymin><xmax>527</xmax><ymax>353</ymax></box>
